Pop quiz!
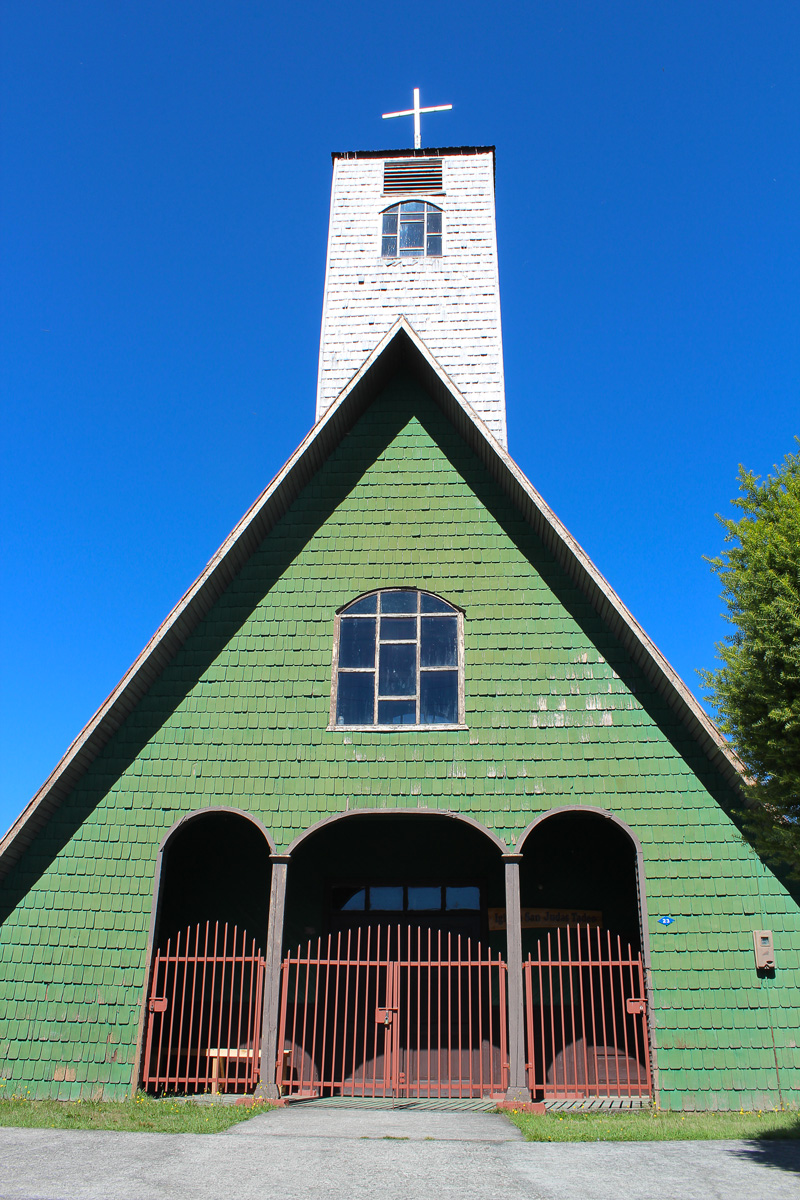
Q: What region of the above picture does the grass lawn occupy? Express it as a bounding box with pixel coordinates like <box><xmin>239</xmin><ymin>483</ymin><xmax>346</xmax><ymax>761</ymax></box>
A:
<box><xmin>504</xmin><ymin>1108</ymin><xmax>800</xmax><ymax>1142</ymax></box>
<box><xmin>0</xmin><ymin>1093</ymin><xmax>274</xmax><ymax>1133</ymax></box>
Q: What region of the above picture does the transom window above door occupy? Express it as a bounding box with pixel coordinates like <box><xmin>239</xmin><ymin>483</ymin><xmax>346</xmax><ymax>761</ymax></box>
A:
<box><xmin>381</xmin><ymin>202</ymin><xmax>442</xmax><ymax>258</ymax></box>
<box><xmin>331</xmin><ymin>589</ymin><xmax>464</xmax><ymax>729</ymax></box>
<box><xmin>331</xmin><ymin>885</ymin><xmax>481</xmax><ymax>913</ymax></box>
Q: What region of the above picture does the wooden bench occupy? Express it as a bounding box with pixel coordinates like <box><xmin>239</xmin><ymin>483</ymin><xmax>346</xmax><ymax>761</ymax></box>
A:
<box><xmin>206</xmin><ymin>1047</ymin><xmax>257</xmax><ymax>1095</ymax></box>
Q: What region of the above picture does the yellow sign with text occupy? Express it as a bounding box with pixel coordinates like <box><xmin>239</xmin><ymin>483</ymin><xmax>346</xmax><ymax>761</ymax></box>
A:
<box><xmin>488</xmin><ymin>907</ymin><xmax>602</xmax><ymax>932</ymax></box>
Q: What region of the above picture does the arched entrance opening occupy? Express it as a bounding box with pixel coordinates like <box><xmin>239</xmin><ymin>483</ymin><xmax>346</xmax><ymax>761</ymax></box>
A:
<box><xmin>279</xmin><ymin>811</ymin><xmax>509</xmax><ymax>1100</ymax></box>
<box><xmin>140</xmin><ymin>810</ymin><xmax>273</xmax><ymax>1096</ymax></box>
<box><xmin>518</xmin><ymin>809</ymin><xmax>652</xmax><ymax>1101</ymax></box>
<box><xmin>154</xmin><ymin>810</ymin><xmax>272</xmax><ymax>948</ymax></box>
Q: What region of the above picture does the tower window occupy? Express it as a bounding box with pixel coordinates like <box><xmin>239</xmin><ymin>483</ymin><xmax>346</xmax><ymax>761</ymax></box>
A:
<box><xmin>381</xmin><ymin>203</ymin><xmax>442</xmax><ymax>259</ymax></box>
<box><xmin>332</xmin><ymin>590</ymin><xmax>464</xmax><ymax>728</ymax></box>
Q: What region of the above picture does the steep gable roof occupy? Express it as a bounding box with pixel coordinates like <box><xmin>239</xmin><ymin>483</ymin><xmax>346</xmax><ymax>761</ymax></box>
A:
<box><xmin>0</xmin><ymin>319</ymin><xmax>747</xmax><ymax>880</ymax></box>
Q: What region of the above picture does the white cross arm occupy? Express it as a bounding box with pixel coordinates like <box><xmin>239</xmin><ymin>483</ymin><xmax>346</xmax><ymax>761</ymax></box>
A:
<box><xmin>382</xmin><ymin>104</ymin><xmax>453</xmax><ymax>119</ymax></box>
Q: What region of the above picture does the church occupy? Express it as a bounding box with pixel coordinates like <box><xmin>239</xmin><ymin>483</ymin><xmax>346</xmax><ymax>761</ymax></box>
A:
<box><xmin>1</xmin><ymin>110</ymin><xmax>799</xmax><ymax>1111</ymax></box>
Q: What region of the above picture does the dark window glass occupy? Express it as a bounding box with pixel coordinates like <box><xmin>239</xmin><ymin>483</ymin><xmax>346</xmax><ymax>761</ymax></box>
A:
<box><xmin>336</xmin><ymin>591</ymin><xmax>461</xmax><ymax>727</ymax></box>
<box><xmin>420</xmin><ymin>616</ymin><xmax>457</xmax><ymax>667</ymax></box>
<box><xmin>400</xmin><ymin>220</ymin><xmax>425</xmax><ymax>250</ymax></box>
<box><xmin>420</xmin><ymin>594</ymin><xmax>453</xmax><ymax>614</ymax></box>
<box><xmin>382</xmin><ymin>211</ymin><xmax>398</xmax><ymax>234</ymax></box>
<box><xmin>426</xmin><ymin>235</ymin><xmax>442</xmax><ymax>257</ymax></box>
<box><xmin>378</xmin><ymin>699</ymin><xmax>416</xmax><ymax>725</ymax></box>
<box><xmin>336</xmin><ymin>672</ymin><xmax>374</xmax><ymax>725</ymax></box>
<box><xmin>332</xmin><ymin>886</ymin><xmax>366</xmax><ymax>911</ymax></box>
<box><xmin>400</xmin><ymin>201</ymin><xmax>425</xmax><ymax>213</ymax></box>
<box><xmin>381</xmin><ymin>236</ymin><xmax>397</xmax><ymax>257</ymax></box>
<box><xmin>446</xmin><ymin>886</ymin><xmax>480</xmax><ymax>911</ymax></box>
<box><xmin>370</xmin><ymin>886</ymin><xmax>404</xmax><ymax>911</ymax></box>
<box><xmin>380</xmin><ymin>591</ymin><xmax>417</xmax><ymax>613</ymax></box>
<box><xmin>420</xmin><ymin>670</ymin><xmax>458</xmax><ymax>724</ymax></box>
<box><xmin>408</xmin><ymin>886</ymin><xmax>442</xmax><ymax>911</ymax></box>
<box><xmin>379</xmin><ymin>643</ymin><xmax>416</xmax><ymax>695</ymax></box>
<box><xmin>381</xmin><ymin>617</ymin><xmax>416</xmax><ymax>641</ymax></box>
<box><xmin>426</xmin><ymin>210</ymin><xmax>442</xmax><ymax>234</ymax></box>
<box><xmin>346</xmin><ymin>595</ymin><xmax>377</xmax><ymax>615</ymax></box>
<box><xmin>339</xmin><ymin>617</ymin><xmax>376</xmax><ymax>668</ymax></box>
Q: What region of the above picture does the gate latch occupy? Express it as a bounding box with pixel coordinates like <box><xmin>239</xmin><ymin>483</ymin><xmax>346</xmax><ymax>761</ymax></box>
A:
<box><xmin>148</xmin><ymin>997</ymin><xmax>168</xmax><ymax>1014</ymax></box>
<box><xmin>375</xmin><ymin>1007</ymin><xmax>395</xmax><ymax>1026</ymax></box>
<box><xmin>626</xmin><ymin>997</ymin><xmax>646</xmax><ymax>1016</ymax></box>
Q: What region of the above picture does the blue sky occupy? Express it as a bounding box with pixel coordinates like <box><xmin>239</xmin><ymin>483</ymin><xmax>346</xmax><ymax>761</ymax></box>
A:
<box><xmin>2</xmin><ymin>1</ymin><xmax>798</xmax><ymax>832</ymax></box>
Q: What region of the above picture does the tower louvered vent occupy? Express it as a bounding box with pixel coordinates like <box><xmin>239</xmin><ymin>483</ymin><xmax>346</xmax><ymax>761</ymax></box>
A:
<box><xmin>383</xmin><ymin>159</ymin><xmax>443</xmax><ymax>194</ymax></box>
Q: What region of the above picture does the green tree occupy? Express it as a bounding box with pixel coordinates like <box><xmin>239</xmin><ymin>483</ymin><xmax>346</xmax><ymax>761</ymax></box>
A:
<box><xmin>701</xmin><ymin>441</ymin><xmax>800</xmax><ymax>878</ymax></box>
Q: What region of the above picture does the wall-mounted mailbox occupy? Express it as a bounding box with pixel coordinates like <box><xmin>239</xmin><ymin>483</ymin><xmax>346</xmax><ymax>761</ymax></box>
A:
<box><xmin>753</xmin><ymin>930</ymin><xmax>775</xmax><ymax>971</ymax></box>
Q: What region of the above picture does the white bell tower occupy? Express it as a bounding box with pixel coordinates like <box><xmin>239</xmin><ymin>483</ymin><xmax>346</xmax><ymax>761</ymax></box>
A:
<box><xmin>315</xmin><ymin>144</ymin><xmax>508</xmax><ymax>448</ymax></box>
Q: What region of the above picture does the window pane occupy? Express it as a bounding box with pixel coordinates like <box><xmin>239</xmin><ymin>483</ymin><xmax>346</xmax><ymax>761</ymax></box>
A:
<box><xmin>379</xmin><ymin>643</ymin><xmax>416</xmax><ymax>696</ymax></box>
<box><xmin>339</xmin><ymin>617</ymin><xmax>376</xmax><ymax>668</ymax></box>
<box><xmin>399</xmin><ymin>248</ymin><xmax>424</xmax><ymax>257</ymax></box>
<box><xmin>400</xmin><ymin>220</ymin><xmax>425</xmax><ymax>250</ymax></box>
<box><xmin>421</xmin><ymin>616</ymin><xmax>457</xmax><ymax>667</ymax></box>
<box><xmin>380</xmin><ymin>617</ymin><xmax>416</xmax><ymax>641</ymax></box>
<box><xmin>346</xmin><ymin>595</ymin><xmax>377</xmax><ymax>615</ymax></box>
<box><xmin>426</xmin><ymin>234</ymin><xmax>442</xmax><ymax>257</ymax></box>
<box><xmin>400</xmin><ymin>201</ymin><xmax>425</xmax><ymax>213</ymax></box>
<box><xmin>426</xmin><ymin>210</ymin><xmax>442</xmax><ymax>234</ymax></box>
<box><xmin>420</xmin><ymin>594</ymin><xmax>454</xmax><ymax>614</ymax></box>
<box><xmin>332</xmin><ymin>886</ymin><xmax>366</xmax><ymax>911</ymax></box>
<box><xmin>419</xmin><ymin>670</ymin><xmax>458</xmax><ymax>724</ymax></box>
<box><xmin>381</xmin><ymin>236</ymin><xmax>397</xmax><ymax>257</ymax></box>
<box><xmin>369</xmin><ymin>886</ymin><xmax>404</xmax><ymax>911</ymax></box>
<box><xmin>378</xmin><ymin>699</ymin><xmax>416</xmax><ymax>725</ymax></box>
<box><xmin>408</xmin><ymin>886</ymin><xmax>442</xmax><ymax>911</ymax></box>
<box><xmin>382</xmin><ymin>212</ymin><xmax>398</xmax><ymax>235</ymax></box>
<box><xmin>336</xmin><ymin>672</ymin><xmax>374</xmax><ymax>725</ymax></box>
<box><xmin>446</xmin><ymin>886</ymin><xmax>480</xmax><ymax>911</ymax></box>
<box><xmin>381</xmin><ymin>591</ymin><xmax>417</xmax><ymax>613</ymax></box>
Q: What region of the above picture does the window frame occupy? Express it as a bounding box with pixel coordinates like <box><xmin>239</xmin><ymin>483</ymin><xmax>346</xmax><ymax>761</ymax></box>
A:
<box><xmin>329</xmin><ymin>588</ymin><xmax>466</xmax><ymax>731</ymax></box>
<box><xmin>379</xmin><ymin>201</ymin><xmax>443</xmax><ymax>260</ymax></box>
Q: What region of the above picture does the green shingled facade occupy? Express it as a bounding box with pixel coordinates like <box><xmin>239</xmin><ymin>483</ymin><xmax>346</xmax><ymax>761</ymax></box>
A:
<box><xmin>1</xmin><ymin>376</ymin><xmax>799</xmax><ymax>1108</ymax></box>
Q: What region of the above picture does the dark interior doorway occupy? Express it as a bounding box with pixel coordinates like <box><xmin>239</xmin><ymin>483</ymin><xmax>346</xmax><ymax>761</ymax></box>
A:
<box><xmin>155</xmin><ymin>810</ymin><xmax>271</xmax><ymax>951</ymax></box>
<box><xmin>284</xmin><ymin>812</ymin><xmax>505</xmax><ymax>953</ymax></box>
<box><xmin>279</xmin><ymin>812</ymin><xmax>508</xmax><ymax>1100</ymax></box>
<box><xmin>519</xmin><ymin>810</ymin><xmax>642</xmax><ymax>955</ymax></box>
<box><xmin>141</xmin><ymin>810</ymin><xmax>272</xmax><ymax>1096</ymax></box>
<box><xmin>518</xmin><ymin>810</ymin><xmax>650</xmax><ymax>1100</ymax></box>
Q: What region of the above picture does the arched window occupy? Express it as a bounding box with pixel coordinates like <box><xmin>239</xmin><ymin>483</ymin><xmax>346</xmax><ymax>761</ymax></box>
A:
<box><xmin>381</xmin><ymin>202</ymin><xmax>442</xmax><ymax>258</ymax></box>
<box><xmin>332</xmin><ymin>589</ymin><xmax>464</xmax><ymax>728</ymax></box>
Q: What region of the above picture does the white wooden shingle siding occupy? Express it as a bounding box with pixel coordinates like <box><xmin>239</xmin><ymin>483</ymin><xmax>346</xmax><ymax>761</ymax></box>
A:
<box><xmin>316</xmin><ymin>150</ymin><xmax>507</xmax><ymax>447</ymax></box>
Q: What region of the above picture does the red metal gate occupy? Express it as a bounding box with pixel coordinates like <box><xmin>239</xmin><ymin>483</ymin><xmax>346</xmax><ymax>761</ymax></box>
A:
<box><xmin>141</xmin><ymin>922</ymin><xmax>265</xmax><ymax>1095</ymax></box>
<box><xmin>277</xmin><ymin>926</ymin><xmax>508</xmax><ymax>1099</ymax></box>
<box><xmin>523</xmin><ymin>925</ymin><xmax>651</xmax><ymax>1100</ymax></box>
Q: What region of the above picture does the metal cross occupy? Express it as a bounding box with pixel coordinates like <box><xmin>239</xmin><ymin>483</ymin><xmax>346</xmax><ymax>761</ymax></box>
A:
<box><xmin>382</xmin><ymin>88</ymin><xmax>453</xmax><ymax>150</ymax></box>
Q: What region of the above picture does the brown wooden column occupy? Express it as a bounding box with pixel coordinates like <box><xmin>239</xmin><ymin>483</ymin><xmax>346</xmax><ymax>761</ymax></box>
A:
<box><xmin>255</xmin><ymin>853</ymin><xmax>290</xmax><ymax>1099</ymax></box>
<box><xmin>503</xmin><ymin>852</ymin><xmax>531</xmax><ymax>1102</ymax></box>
